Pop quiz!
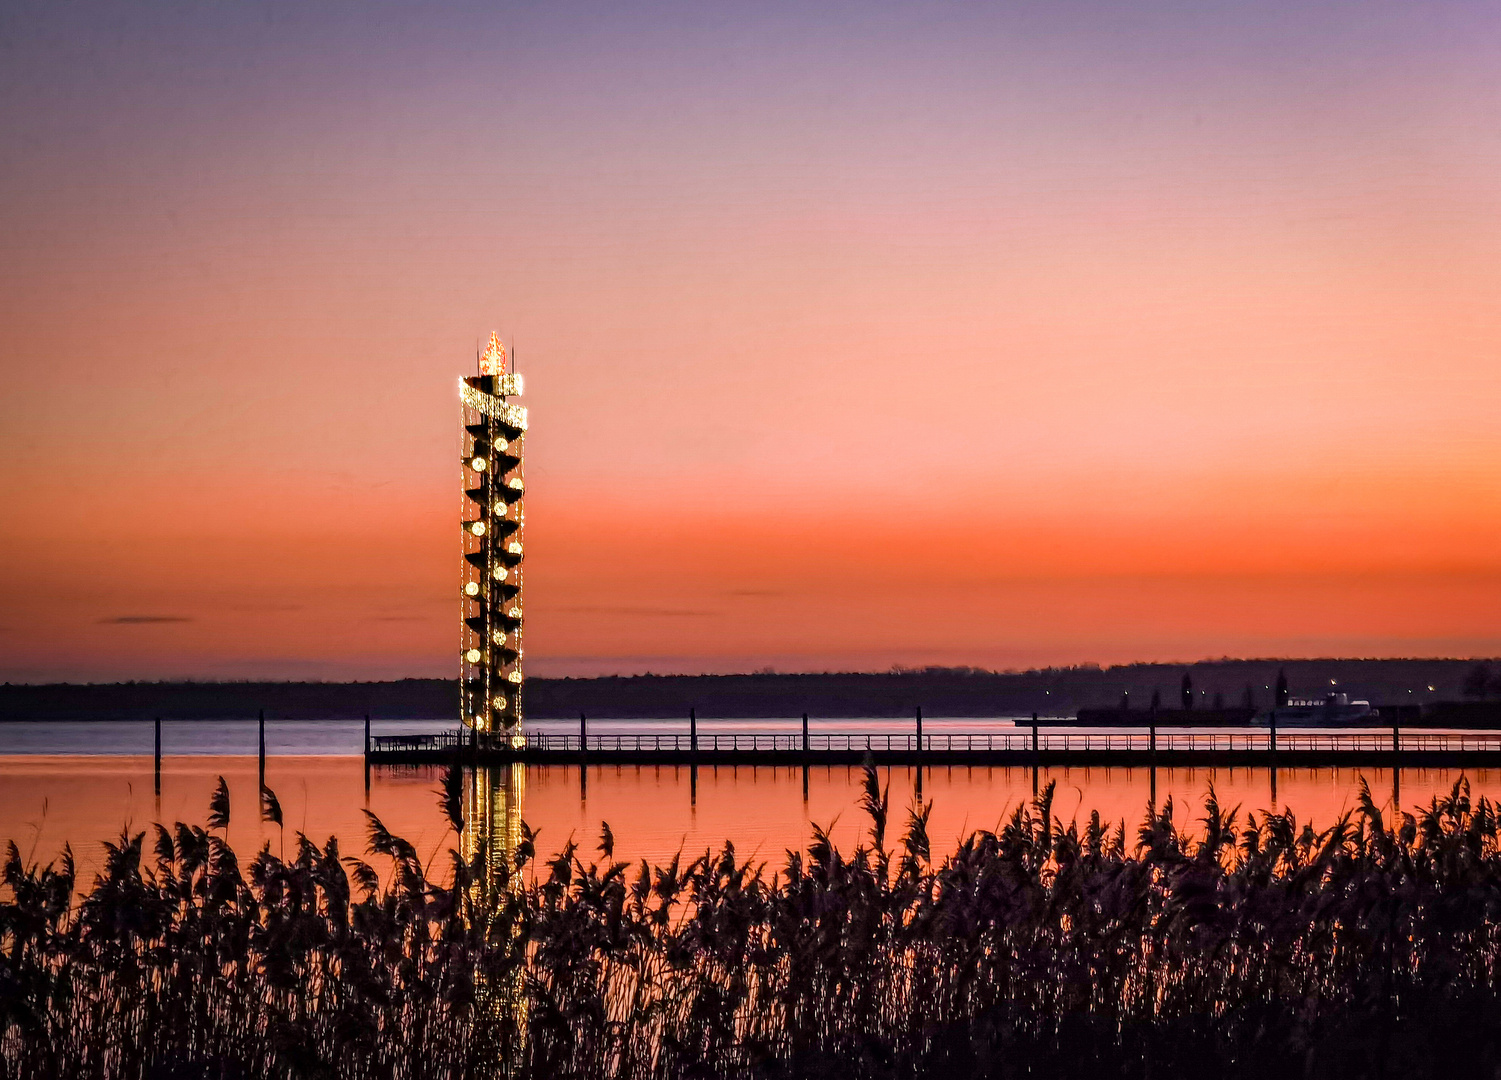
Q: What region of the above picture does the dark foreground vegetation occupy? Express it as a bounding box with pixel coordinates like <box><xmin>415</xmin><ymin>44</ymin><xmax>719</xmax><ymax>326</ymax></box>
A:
<box><xmin>4</xmin><ymin>657</ymin><xmax>1497</xmax><ymax>720</ymax></box>
<box><xmin>8</xmin><ymin>772</ymin><xmax>1501</xmax><ymax>1078</ymax></box>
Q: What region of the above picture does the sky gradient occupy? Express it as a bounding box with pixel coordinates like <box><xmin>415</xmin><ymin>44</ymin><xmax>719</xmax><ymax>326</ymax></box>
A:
<box><xmin>3</xmin><ymin>1</ymin><xmax>1501</xmax><ymax>681</ymax></box>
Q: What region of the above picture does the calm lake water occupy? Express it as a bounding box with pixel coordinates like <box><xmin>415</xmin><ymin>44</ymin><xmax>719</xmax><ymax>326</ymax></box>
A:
<box><xmin>4</xmin><ymin>718</ymin><xmax>1498</xmax><ymax>885</ymax></box>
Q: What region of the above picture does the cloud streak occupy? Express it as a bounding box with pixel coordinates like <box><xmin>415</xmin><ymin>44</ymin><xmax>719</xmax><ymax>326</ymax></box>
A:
<box><xmin>561</xmin><ymin>606</ymin><xmax>717</xmax><ymax>618</ymax></box>
<box><xmin>97</xmin><ymin>616</ymin><xmax>193</xmax><ymax>625</ymax></box>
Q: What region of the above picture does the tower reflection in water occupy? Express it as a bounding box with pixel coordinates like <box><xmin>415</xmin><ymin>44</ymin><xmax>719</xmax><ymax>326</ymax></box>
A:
<box><xmin>461</xmin><ymin>763</ymin><xmax>528</xmax><ymax>1063</ymax></box>
<box><xmin>463</xmin><ymin>762</ymin><xmax>526</xmax><ymax>894</ymax></box>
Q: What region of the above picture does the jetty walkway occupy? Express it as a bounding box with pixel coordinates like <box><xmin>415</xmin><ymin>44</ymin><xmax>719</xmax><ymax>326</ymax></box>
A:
<box><xmin>366</xmin><ymin>726</ymin><xmax>1501</xmax><ymax>769</ymax></box>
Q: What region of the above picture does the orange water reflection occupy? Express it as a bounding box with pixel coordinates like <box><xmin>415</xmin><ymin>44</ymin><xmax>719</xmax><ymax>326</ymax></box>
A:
<box><xmin>0</xmin><ymin>757</ymin><xmax>452</xmax><ymax>882</ymax></box>
<box><xmin>5</xmin><ymin>756</ymin><xmax>1500</xmax><ymax>886</ymax></box>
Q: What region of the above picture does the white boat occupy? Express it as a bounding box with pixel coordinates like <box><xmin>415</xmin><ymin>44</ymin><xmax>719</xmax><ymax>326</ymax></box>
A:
<box><xmin>1265</xmin><ymin>692</ymin><xmax>1379</xmax><ymax>727</ymax></box>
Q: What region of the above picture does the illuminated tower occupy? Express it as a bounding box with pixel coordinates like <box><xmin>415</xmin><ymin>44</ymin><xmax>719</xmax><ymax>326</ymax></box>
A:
<box><xmin>460</xmin><ymin>332</ymin><xmax>527</xmax><ymax>745</ymax></box>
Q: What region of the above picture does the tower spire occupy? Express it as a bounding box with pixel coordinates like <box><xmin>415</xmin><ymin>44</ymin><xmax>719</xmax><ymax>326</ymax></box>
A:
<box><xmin>478</xmin><ymin>331</ymin><xmax>507</xmax><ymax>375</ymax></box>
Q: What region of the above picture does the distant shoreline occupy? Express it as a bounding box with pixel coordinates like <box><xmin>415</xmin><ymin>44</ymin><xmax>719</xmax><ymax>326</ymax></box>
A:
<box><xmin>1</xmin><ymin>659</ymin><xmax>1495</xmax><ymax>721</ymax></box>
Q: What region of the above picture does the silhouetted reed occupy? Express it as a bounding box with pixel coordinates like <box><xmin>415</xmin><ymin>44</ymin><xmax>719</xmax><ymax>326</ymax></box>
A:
<box><xmin>7</xmin><ymin>768</ymin><xmax>1501</xmax><ymax>1078</ymax></box>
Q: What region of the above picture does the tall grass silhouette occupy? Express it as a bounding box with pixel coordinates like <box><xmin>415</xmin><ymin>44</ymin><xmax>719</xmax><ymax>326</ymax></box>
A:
<box><xmin>6</xmin><ymin>766</ymin><xmax>1501</xmax><ymax>1078</ymax></box>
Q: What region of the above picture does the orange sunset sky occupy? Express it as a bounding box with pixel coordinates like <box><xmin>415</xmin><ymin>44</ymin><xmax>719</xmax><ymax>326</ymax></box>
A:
<box><xmin>2</xmin><ymin>1</ymin><xmax>1500</xmax><ymax>681</ymax></box>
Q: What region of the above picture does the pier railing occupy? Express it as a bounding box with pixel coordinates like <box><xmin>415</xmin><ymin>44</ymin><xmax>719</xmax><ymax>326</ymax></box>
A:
<box><xmin>370</xmin><ymin>730</ymin><xmax>1501</xmax><ymax>755</ymax></box>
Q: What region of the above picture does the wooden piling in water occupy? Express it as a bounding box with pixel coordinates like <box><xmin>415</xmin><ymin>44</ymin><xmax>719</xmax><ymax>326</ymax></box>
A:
<box><xmin>915</xmin><ymin>706</ymin><xmax>924</xmax><ymax>794</ymax></box>
<box><xmin>258</xmin><ymin>709</ymin><xmax>265</xmax><ymax>788</ymax></box>
<box><xmin>154</xmin><ymin>717</ymin><xmax>161</xmax><ymax>796</ymax></box>
<box><xmin>1031</xmin><ymin>711</ymin><xmax>1040</xmax><ymax>794</ymax></box>
<box><xmin>802</xmin><ymin>713</ymin><xmax>810</xmax><ymax>799</ymax></box>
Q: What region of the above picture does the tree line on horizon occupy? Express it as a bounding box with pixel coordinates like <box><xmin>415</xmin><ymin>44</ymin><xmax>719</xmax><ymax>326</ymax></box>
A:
<box><xmin>0</xmin><ymin>658</ymin><xmax>1491</xmax><ymax>721</ymax></box>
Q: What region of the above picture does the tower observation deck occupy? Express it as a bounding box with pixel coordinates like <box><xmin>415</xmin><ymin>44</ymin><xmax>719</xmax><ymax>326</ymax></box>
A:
<box><xmin>459</xmin><ymin>333</ymin><xmax>527</xmax><ymax>745</ymax></box>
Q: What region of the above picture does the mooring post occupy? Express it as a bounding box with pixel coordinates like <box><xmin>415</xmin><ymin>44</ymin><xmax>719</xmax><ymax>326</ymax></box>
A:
<box><xmin>1393</xmin><ymin>719</ymin><xmax>1400</xmax><ymax>754</ymax></box>
<box><xmin>363</xmin><ymin>713</ymin><xmax>371</xmax><ymax>792</ymax></box>
<box><xmin>154</xmin><ymin>717</ymin><xmax>162</xmax><ymax>797</ymax></box>
<box><xmin>1269</xmin><ymin>706</ymin><xmax>1279</xmax><ymax>803</ymax></box>
<box><xmin>1031</xmin><ymin>711</ymin><xmax>1040</xmax><ymax>795</ymax></box>
<box><xmin>580</xmin><ymin>712</ymin><xmax>588</xmax><ymax>756</ymax></box>
<box><xmin>690</xmin><ymin>707</ymin><xmax>697</xmax><ymax>755</ymax></box>
<box><xmin>915</xmin><ymin>705</ymin><xmax>924</xmax><ymax>794</ymax></box>
<box><xmin>801</xmin><ymin>712</ymin><xmax>811</xmax><ymax>800</ymax></box>
<box><xmin>258</xmin><ymin>709</ymin><xmax>266</xmax><ymax>788</ymax></box>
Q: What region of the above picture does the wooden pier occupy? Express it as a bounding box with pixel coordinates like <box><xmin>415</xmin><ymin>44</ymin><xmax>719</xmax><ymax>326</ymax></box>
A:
<box><xmin>366</xmin><ymin>727</ymin><xmax>1501</xmax><ymax>770</ymax></box>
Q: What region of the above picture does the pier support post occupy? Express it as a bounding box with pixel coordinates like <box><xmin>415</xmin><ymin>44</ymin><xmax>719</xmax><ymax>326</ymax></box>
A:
<box><xmin>1393</xmin><ymin>720</ymin><xmax>1400</xmax><ymax>754</ymax></box>
<box><xmin>258</xmin><ymin>709</ymin><xmax>266</xmax><ymax>788</ymax></box>
<box><xmin>1148</xmin><ymin>703</ymin><xmax>1157</xmax><ymax>807</ymax></box>
<box><xmin>154</xmin><ymin>717</ymin><xmax>162</xmax><ymax>797</ymax></box>
<box><xmin>690</xmin><ymin>707</ymin><xmax>697</xmax><ymax>755</ymax></box>
<box><xmin>580</xmin><ymin>713</ymin><xmax>588</xmax><ymax>757</ymax></box>
<box><xmin>363</xmin><ymin>713</ymin><xmax>370</xmax><ymax>793</ymax></box>
<box><xmin>1270</xmin><ymin>714</ymin><xmax>1277</xmax><ymax>755</ymax></box>
<box><xmin>915</xmin><ymin>706</ymin><xmax>923</xmax><ymax>795</ymax></box>
<box><xmin>1031</xmin><ymin>711</ymin><xmax>1040</xmax><ymax>795</ymax></box>
<box><xmin>801</xmin><ymin>712</ymin><xmax>810</xmax><ymax>800</ymax></box>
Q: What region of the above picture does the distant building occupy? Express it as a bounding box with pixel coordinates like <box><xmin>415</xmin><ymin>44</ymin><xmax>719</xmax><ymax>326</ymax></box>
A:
<box><xmin>459</xmin><ymin>333</ymin><xmax>527</xmax><ymax>745</ymax></box>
